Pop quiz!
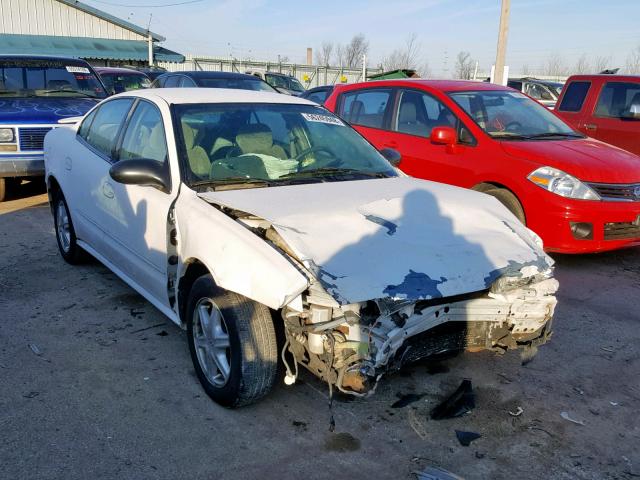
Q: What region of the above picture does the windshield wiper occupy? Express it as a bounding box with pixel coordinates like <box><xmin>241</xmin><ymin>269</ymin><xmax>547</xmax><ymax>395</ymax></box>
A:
<box><xmin>0</xmin><ymin>90</ymin><xmax>20</xmax><ymax>95</ymax></box>
<box><xmin>520</xmin><ymin>132</ymin><xmax>584</xmax><ymax>139</ymax></box>
<box><xmin>277</xmin><ymin>167</ymin><xmax>389</xmax><ymax>180</ymax></box>
<box><xmin>39</xmin><ymin>89</ymin><xmax>98</xmax><ymax>98</ymax></box>
<box><xmin>191</xmin><ymin>177</ymin><xmax>276</xmax><ymax>190</ymax></box>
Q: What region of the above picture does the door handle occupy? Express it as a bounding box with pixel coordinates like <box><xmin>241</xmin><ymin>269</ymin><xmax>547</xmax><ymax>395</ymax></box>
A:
<box><xmin>383</xmin><ymin>141</ymin><xmax>399</xmax><ymax>148</ymax></box>
<box><xmin>583</xmin><ymin>123</ymin><xmax>597</xmax><ymax>131</ymax></box>
<box><xmin>102</xmin><ymin>182</ymin><xmax>114</xmax><ymax>199</ymax></box>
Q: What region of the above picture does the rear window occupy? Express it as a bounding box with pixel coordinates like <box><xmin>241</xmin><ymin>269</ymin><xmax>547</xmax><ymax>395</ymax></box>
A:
<box><xmin>594</xmin><ymin>82</ymin><xmax>640</xmax><ymax>118</ymax></box>
<box><xmin>558</xmin><ymin>81</ymin><xmax>591</xmax><ymax>112</ymax></box>
<box><xmin>339</xmin><ymin>89</ymin><xmax>392</xmax><ymax>130</ymax></box>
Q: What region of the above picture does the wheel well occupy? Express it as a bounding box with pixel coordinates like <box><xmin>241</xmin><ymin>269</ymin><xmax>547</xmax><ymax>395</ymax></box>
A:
<box><xmin>472</xmin><ymin>182</ymin><xmax>526</xmax><ymax>223</ymax></box>
<box><xmin>47</xmin><ymin>176</ymin><xmax>61</xmax><ymax>213</ymax></box>
<box><xmin>177</xmin><ymin>260</ymin><xmax>210</xmax><ymax>324</ymax></box>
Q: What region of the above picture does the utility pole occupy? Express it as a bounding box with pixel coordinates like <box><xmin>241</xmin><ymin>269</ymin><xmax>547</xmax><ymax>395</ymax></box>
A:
<box><xmin>494</xmin><ymin>0</ymin><xmax>510</xmax><ymax>85</ymax></box>
<box><xmin>362</xmin><ymin>54</ymin><xmax>366</xmax><ymax>81</ymax></box>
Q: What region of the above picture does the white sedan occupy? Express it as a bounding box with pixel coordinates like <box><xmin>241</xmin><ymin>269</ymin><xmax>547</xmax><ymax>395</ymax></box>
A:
<box><xmin>44</xmin><ymin>89</ymin><xmax>558</xmax><ymax>407</ymax></box>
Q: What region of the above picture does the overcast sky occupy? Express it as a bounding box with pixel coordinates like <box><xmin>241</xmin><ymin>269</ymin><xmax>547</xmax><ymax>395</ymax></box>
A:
<box><xmin>84</xmin><ymin>0</ymin><xmax>640</xmax><ymax>75</ymax></box>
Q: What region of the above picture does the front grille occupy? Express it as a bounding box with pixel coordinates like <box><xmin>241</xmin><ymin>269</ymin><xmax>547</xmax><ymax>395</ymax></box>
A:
<box><xmin>604</xmin><ymin>219</ymin><xmax>640</xmax><ymax>240</ymax></box>
<box><xmin>18</xmin><ymin>127</ymin><xmax>53</xmax><ymax>151</ymax></box>
<box><xmin>588</xmin><ymin>182</ymin><xmax>640</xmax><ymax>202</ymax></box>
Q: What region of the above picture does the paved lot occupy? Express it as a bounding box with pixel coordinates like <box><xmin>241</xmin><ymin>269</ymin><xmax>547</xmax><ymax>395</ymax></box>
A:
<box><xmin>1</xmin><ymin>183</ymin><xmax>639</xmax><ymax>480</ymax></box>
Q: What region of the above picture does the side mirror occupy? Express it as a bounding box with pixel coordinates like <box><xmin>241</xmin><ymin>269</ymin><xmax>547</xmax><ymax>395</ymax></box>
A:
<box><xmin>623</xmin><ymin>104</ymin><xmax>640</xmax><ymax>119</ymax></box>
<box><xmin>430</xmin><ymin>126</ymin><xmax>457</xmax><ymax>145</ymax></box>
<box><xmin>109</xmin><ymin>159</ymin><xmax>170</xmax><ymax>193</ymax></box>
<box><xmin>380</xmin><ymin>148</ymin><xmax>401</xmax><ymax>167</ymax></box>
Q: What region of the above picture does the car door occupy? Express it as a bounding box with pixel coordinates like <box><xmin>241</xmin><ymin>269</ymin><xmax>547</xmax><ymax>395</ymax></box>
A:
<box><xmin>587</xmin><ymin>81</ymin><xmax>640</xmax><ymax>155</ymax></box>
<box><xmin>387</xmin><ymin>88</ymin><xmax>479</xmax><ymax>186</ymax></box>
<box><xmin>102</xmin><ymin>98</ymin><xmax>177</xmax><ymax>306</ymax></box>
<box><xmin>337</xmin><ymin>87</ymin><xmax>397</xmax><ymax>150</ymax></box>
<box><xmin>68</xmin><ymin>98</ymin><xmax>134</xmax><ymax>254</ymax></box>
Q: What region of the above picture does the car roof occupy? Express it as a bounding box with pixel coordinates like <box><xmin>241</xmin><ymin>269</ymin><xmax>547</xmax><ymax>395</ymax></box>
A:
<box><xmin>94</xmin><ymin>66</ymin><xmax>147</xmax><ymax>75</ymax></box>
<box><xmin>566</xmin><ymin>74</ymin><xmax>640</xmax><ymax>82</ymax></box>
<box><xmin>0</xmin><ymin>54</ymin><xmax>91</xmax><ymax>64</ymax></box>
<box><xmin>117</xmin><ymin>87</ymin><xmax>317</xmax><ymax>106</ymax></box>
<box><xmin>339</xmin><ymin>79</ymin><xmax>511</xmax><ymax>92</ymax></box>
<box><xmin>159</xmin><ymin>71</ymin><xmax>263</xmax><ymax>80</ymax></box>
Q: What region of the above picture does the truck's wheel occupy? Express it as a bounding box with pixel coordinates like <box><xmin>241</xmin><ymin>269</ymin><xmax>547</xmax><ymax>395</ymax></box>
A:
<box><xmin>52</xmin><ymin>191</ymin><xmax>85</xmax><ymax>264</ymax></box>
<box><xmin>187</xmin><ymin>275</ymin><xmax>278</xmax><ymax>408</ymax></box>
<box><xmin>484</xmin><ymin>188</ymin><xmax>526</xmax><ymax>224</ymax></box>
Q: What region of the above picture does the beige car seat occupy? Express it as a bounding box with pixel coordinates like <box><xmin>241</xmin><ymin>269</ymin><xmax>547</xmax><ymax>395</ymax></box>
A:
<box><xmin>235</xmin><ymin>124</ymin><xmax>287</xmax><ymax>159</ymax></box>
<box><xmin>181</xmin><ymin>122</ymin><xmax>210</xmax><ymax>177</ymax></box>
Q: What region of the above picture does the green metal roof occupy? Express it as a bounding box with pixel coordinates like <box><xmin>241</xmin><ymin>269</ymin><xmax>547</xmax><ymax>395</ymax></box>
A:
<box><xmin>55</xmin><ymin>0</ymin><xmax>165</xmax><ymax>42</ymax></box>
<box><xmin>0</xmin><ymin>34</ymin><xmax>184</xmax><ymax>63</ymax></box>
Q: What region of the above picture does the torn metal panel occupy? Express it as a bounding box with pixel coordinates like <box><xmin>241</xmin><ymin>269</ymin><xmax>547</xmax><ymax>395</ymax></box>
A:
<box><xmin>199</xmin><ymin>177</ymin><xmax>554</xmax><ymax>305</ymax></box>
<box><xmin>174</xmin><ymin>188</ymin><xmax>308</xmax><ymax>311</ymax></box>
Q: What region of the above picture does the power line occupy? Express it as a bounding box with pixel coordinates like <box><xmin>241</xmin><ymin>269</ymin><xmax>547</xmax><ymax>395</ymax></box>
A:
<box><xmin>88</xmin><ymin>0</ymin><xmax>203</xmax><ymax>7</ymax></box>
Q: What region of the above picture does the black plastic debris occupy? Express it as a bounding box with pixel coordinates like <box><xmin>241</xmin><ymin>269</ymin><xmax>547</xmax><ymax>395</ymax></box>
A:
<box><xmin>392</xmin><ymin>393</ymin><xmax>424</xmax><ymax>408</ymax></box>
<box><xmin>455</xmin><ymin>430</ymin><xmax>481</xmax><ymax>446</ymax></box>
<box><xmin>156</xmin><ymin>330</ymin><xmax>169</xmax><ymax>337</ymax></box>
<box><xmin>430</xmin><ymin>379</ymin><xmax>475</xmax><ymax>420</ymax></box>
<box><xmin>413</xmin><ymin>466</ymin><xmax>465</xmax><ymax>480</ymax></box>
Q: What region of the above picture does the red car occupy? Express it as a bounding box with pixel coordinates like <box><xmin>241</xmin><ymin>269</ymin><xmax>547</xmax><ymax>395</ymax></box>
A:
<box><xmin>324</xmin><ymin>80</ymin><xmax>640</xmax><ymax>253</ymax></box>
<box><xmin>556</xmin><ymin>74</ymin><xmax>640</xmax><ymax>156</ymax></box>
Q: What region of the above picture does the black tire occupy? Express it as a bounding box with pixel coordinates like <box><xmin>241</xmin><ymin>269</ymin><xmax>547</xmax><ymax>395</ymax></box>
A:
<box><xmin>484</xmin><ymin>188</ymin><xmax>526</xmax><ymax>224</ymax></box>
<box><xmin>187</xmin><ymin>274</ymin><xmax>278</xmax><ymax>408</ymax></box>
<box><xmin>52</xmin><ymin>190</ymin><xmax>85</xmax><ymax>264</ymax></box>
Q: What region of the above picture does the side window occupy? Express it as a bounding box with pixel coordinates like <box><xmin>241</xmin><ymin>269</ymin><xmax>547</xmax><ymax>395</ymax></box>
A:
<box><xmin>594</xmin><ymin>82</ymin><xmax>640</xmax><ymax>118</ymax></box>
<box><xmin>507</xmin><ymin>81</ymin><xmax>523</xmax><ymax>91</ymax></box>
<box><xmin>118</xmin><ymin>100</ymin><xmax>168</xmax><ymax>164</ymax></box>
<box><xmin>164</xmin><ymin>75</ymin><xmax>180</xmax><ymax>88</ymax></box>
<box><xmin>84</xmin><ymin>98</ymin><xmax>133</xmax><ymax>157</ymax></box>
<box><xmin>526</xmin><ymin>83</ymin><xmax>553</xmax><ymax>101</ymax></box>
<box><xmin>179</xmin><ymin>76</ymin><xmax>197</xmax><ymax>87</ymax></box>
<box><xmin>307</xmin><ymin>91</ymin><xmax>328</xmax><ymax>104</ymax></box>
<box><xmin>558</xmin><ymin>81</ymin><xmax>591</xmax><ymax>112</ymax></box>
<box><xmin>393</xmin><ymin>89</ymin><xmax>457</xmax><ymax>138</ymax></box>
<box><xmin>78</xmin><ymin>108</ymin><xmax>97</xmax><ymax>140</ymax></box>
<box><xmin>340</xmin><ymin>89</ymin><xmax>392</xmax><ymax>129</ymax></box>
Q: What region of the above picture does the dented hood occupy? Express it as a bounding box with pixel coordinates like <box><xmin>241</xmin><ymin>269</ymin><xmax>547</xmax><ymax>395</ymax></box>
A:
<box><xmin>199</xmin><ymin>177</ymin><xmax>553</xmax><ymax>304</ymax></box>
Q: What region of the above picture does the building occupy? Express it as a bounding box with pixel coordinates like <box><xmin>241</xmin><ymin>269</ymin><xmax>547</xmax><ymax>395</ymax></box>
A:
<box><xmin>0</xmin><ymin>0</ymin><xmax>184</xmax><ymax>66</ymax></box>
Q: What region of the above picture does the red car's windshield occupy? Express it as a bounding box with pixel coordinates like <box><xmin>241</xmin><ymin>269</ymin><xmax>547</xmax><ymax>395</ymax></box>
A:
<box><xmin>449</xmin><ymin>90</ymin><xmax>581</xmax><ymax>140</ymax></box>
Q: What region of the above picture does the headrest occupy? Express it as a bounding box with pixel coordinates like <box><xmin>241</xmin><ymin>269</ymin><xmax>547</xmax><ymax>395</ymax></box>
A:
<box><xmin>236</xmin><ymin>123</ymin><xmax>273</xmax><ymax>154</ymax></box>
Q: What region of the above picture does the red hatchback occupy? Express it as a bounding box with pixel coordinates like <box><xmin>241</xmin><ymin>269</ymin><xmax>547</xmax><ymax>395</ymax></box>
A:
<box><xmin>324</xmin><ymin>80</ymin><xmax>640</xmax><ymax>253</ymax></box>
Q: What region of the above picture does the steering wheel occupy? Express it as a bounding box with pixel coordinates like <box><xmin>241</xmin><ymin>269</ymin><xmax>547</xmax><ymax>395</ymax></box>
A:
<box><xmin>294</xmin><ymin>146</ymin><xmax>338</xmax><ymax>169</ymax></box>
<box><xmin>504</xmin><ymin>121</ymin><xmax>523</xmax><ymax>132</ymax></box>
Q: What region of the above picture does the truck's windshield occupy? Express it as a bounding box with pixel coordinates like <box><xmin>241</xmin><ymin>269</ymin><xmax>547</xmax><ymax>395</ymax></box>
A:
<box><xmin>0</xmin><ymin>59</ymin><xmax>107</xmax><ymax>99</ymax></box>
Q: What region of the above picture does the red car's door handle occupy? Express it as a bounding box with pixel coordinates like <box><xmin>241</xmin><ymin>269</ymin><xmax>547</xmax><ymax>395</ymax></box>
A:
<box><xmin>583</xmin><ymin>123</ymin><xmax>597</xmax><ymax>131</ymax></box>
<box><xmin>383</xmin><ymin>141</ymin><xmax>398</xmax><ymax>148</ymax></box>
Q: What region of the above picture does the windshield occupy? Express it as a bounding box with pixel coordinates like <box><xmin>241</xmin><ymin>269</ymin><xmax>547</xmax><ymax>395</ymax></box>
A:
<box><xmin>449</xmin><ymin>90</ymin><xmax>580</xmax><ymax>139</ymax></box>
<box><xmin>175</xmin><ymin>103</ymin><xmax>397</xmax><ymax>189</ymax></box>
<box><xmin>100</xmin><ymin>72</ymin><xmax>150</xmax><ymax>94</ymax></box>
<box><xmin>0</xmin><ymin>59</ymin><xmax>106</xmax><ymax>98</ymax></box>
<box><xmin>265</xmin><ymin>74</ymin><xmax>305</xmax><ymax>93</ymax></box>
<box><xmin>198</xmin><ymin>78</ymin><xmax>275</xmax><ymax>92</ymax></box>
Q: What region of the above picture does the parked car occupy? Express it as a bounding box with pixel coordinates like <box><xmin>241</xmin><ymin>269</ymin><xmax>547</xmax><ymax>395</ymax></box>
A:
<box><xmin>151</xmin><ymin>71</ymin><xmax>276</xmax><ymax>92</ymax></box>
<box><xmin>94</xmin><ymin>67</ymin><xmax>151</xmax><ymax>95</ymax></box>
<box><xmin>299</xmin><ymin>85</ymin><xmax>334</xmax><ymax>105</ymax></box>
<box><xmin>507</xmin><ymin>78</ymin><xmax>564</xmax><ymax>109</ymax></box>
<box><xmin>0</xmin><ymin>55</ymin><xmax>106</xmax><ymax>201</ymax></box>
<box><xmin>44</xmin><ymin>88</ymin><xmax>558</xmax><ymax>407</ymax></box>
<box><xmin>121</xmin><ymin>64</ymin><xmax>167</xmax><ymax>81</ymax></box>
<box><xmin>325</xmin><ymin>80</ymin><xmax>640</xmax><ymax>253</ymax></box>
<box><xmin>249</xmin><ymin>71</ymin><xmax>306</xmax><ymax>95</ymax></box>
<box><xmin>556</xmin><ymin>74</ymin><xmax>640</xmax><ymax>156</ymax></box>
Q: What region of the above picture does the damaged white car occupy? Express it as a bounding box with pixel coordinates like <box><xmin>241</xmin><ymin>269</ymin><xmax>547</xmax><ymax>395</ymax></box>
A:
<box><xmin>44</xmin><ymin>89</ymin><xmax>558</xmax><ymax>407</ymax></box>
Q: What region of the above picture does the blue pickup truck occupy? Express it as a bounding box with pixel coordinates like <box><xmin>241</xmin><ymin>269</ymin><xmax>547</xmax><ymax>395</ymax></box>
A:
<box><xmin>0</xmin><ymin>55</ymin><xmax>107</xmax><ymax>201</ymax></box>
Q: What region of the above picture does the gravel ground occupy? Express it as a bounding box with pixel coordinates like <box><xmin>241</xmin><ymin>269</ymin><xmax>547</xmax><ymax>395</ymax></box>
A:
<box><xmin>1</xmin><ymin>183</ymin><xmax>639</xmax><ymax>480</ymax></box>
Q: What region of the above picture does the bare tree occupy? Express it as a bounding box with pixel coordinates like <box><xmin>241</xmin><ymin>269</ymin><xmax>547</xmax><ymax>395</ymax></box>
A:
<box><xmin>417</xmin><ymin>61</ymin><xmax>432</xmax><ymax>78</ymax></box>
<box><xmin>593</xmin><ymin>55</ymin><xmax>612</xmax><ymax>73</ymax></box>
<box><xmin>315</xmin><ymin>42</ymin><xmax>334</xmax><ymax>66</ymax></box>
<box><xmin>454</xmin><ymin>51</ymin><xmax>474</xmax><ymax>79</ymax></box>
<box><xmin>572</xmin><ymin>54</ymin><xmax>591</xmax><ymax>74</ymax></box>
<box><xmin>521</xmin><ymin>64</ymin><xmax>532</xmax><ymax>76</ymax></box>
<box><xmin>278</xmin><ymin>55</ymin><xmax>290</xmax><ymax>64</ymax></box>
<box><xmin>626</xmin><ymin>45</ymin><xmax>640</xmax><ymax>74</ymax></box>
<box><xmin>381</xmin><ymin>33</ymin><xmax>422</xmax><ymax>71</ymax></box>
<box><xmin>544</xmin><ymin>53</ymin><xmax>568</xmax><ymax>77</ymax></box>
<box><xmin>343</xmin><ymin>34</ymin><xmax>369</xmax><ymax>69</ymax></box>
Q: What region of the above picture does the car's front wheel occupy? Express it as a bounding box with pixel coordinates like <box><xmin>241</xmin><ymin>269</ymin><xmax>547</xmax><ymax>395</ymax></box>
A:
<box><xmin>186</xmin><ymin>275</ymin><xmax>278</xmax><ymax>407</ymax></box>
<box><xmin>52</xmin><ymin>191</ymin><xmax>85</xmax><ymax>264</ymax></box>
<box><xmin>484</xmin><ymin>188</ymin><xmax>526</xmax><ymax>224</ymax></box>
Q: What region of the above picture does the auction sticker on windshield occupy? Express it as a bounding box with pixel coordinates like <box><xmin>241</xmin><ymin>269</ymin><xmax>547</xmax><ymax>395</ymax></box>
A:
<box><xmin>302</xmin><ymin>112</ymin><xmax>344</xmax><ymax>126</ymax></box>
<box><xmin>66</xmin><ymin>66</ymin><xmax>90</xmax><ymax>74</ymax></box>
